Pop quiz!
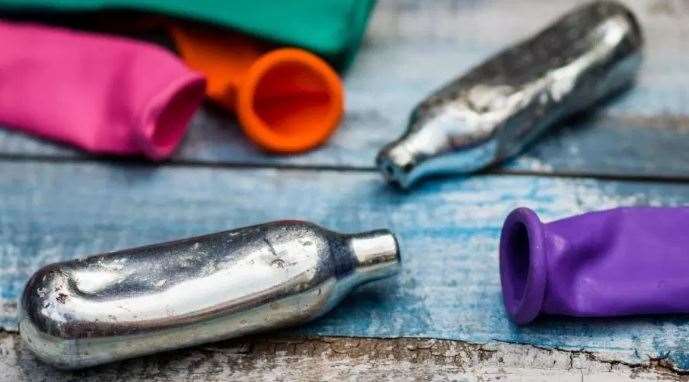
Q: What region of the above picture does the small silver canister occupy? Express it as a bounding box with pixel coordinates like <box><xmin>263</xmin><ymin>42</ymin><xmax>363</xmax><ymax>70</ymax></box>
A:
<box><xmin>18</xmin><ymin>221</ymin><xmax>401</xmax><ymax>369</ymax></box>
<box><xmin>377</xmin><ymin>1</ymin><xmax>643</xmax><ymax>188</ymax></box>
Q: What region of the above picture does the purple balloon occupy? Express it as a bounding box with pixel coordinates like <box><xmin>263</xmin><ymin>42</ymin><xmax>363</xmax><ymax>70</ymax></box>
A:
<box><xmin>500</xmin><ymin>207</ymin><xmax>689</xmax><ymax>324</ymax></box>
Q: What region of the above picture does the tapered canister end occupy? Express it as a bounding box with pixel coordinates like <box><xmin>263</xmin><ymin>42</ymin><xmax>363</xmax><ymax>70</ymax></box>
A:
<box><xmin>376</xmin><ymin>131</ymin><xmax>499</xmax><ymax>188</ymax></box>
<box><xmin>348</xmin><ymin>229</ymin><xmax>401</xmax><ymax>283</ymax></box>
<box><xmin>500</xmin><ymin>208</ymin><xmax>548</xmax><ymax>325</ymax></box>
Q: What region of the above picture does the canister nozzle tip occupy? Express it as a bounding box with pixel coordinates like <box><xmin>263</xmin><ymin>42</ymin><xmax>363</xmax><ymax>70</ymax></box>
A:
<box><xmin>349</xmin><ymin>229</ymin><xmax>401</xmax><ymax>283</ymax></box>
<box><xmin>376</xmin><ymin>143</ymin><xmax>416</xmax><ymax>189</ymax></box>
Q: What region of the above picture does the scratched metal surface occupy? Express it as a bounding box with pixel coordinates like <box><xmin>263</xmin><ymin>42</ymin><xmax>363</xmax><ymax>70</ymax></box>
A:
<box><xmin>0</xmin><ymin>0</ymin><xmax>688</xmax><ymax>178</ymax></box>
<box><xmin>1</xmin><ymin>0</ymin><xmax>689</xmax><ymax>376</ymax></box>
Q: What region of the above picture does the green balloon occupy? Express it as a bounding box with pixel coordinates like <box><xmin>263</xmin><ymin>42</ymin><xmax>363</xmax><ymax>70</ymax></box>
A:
<box><xmin>0</xmin><ymin>0</ymin><xmax>375</xmax><ymax>68</ymax></box>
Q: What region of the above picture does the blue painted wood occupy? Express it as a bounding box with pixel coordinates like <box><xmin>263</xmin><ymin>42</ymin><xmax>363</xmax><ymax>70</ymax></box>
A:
<box><xmin>0</xmin><ymin>0</ymin><xmax>688</xmax><ymax>177</ymax></box>
<box><xmin>2</xmin><ymin>161</ymin><xmax>689</xmax><ymax>368</ymax></box>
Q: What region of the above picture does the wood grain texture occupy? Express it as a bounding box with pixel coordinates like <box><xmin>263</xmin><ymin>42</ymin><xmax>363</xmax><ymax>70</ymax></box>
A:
<box><xmin>1</xmin><ymin>332</ymin><xmax>685</xmax><ymax>381</ymax></box>
<box><xmin>2</xmin><ymin>161</ymin><xmax>689</xmax><ymax>370</ymax></box>
<box><xmin>0</xmin><ymin>0</ymin><xmax>688</xmax><ymax>178</ymax></box>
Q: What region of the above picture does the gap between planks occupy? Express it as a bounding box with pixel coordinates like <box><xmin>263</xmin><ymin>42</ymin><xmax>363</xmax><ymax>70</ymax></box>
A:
<box><xmin>0</xmin><ymin>152</ymin><xmax>688</xmax><ymax>186</ymax></box>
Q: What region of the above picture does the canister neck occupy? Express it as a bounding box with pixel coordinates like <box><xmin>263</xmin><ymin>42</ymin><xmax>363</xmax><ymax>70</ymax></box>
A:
<box><xmin>347</xmin><ymin>230</ymin><xmax>401</xmax><ymax>284</ymax></box>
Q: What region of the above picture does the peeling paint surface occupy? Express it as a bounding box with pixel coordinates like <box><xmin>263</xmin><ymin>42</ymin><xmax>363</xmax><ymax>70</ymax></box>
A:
<box><xmin>0</xmin><ymin>333</ymin><xmax>685</xmax><ymax>381</ymax></box>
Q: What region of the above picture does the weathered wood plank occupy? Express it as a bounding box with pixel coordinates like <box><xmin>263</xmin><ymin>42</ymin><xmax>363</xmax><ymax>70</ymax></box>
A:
<box><xmin>0</xmin><ymin>0</ymin><xmax>688</xmax><ymax>177</ymax></box>
<box><xmin>2</xmin><ymin>160</ymin><xmax>689</xmax><ymax>369</ymax></box>
<box><xmin>0</xmin><ymin>332</ymin><xmax>683</xmax><ymax>381</ymax></box>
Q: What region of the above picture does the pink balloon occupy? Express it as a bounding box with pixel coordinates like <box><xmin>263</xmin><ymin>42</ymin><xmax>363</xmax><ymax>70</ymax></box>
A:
<box><xmin>0</xmin><ymin>21</ymin><xmax>206</xmax><ymax>159</ymax></box>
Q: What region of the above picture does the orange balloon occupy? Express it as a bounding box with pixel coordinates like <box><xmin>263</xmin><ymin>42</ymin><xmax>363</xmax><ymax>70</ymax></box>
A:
<box><xmin>170</xmin><ymin>26</ymin><xmax>344</xmax><ymax>153</ymax></box>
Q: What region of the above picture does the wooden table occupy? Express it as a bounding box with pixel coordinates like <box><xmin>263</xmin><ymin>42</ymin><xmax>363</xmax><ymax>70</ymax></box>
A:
<box><xmin>2</xmin><ymin>1</ymin><xmax>689</xmax><ymax>380</ymax></box>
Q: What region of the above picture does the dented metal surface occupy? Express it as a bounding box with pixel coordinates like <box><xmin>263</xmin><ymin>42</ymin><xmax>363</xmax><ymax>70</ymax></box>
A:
<box><xmin>377</xmin><ymin>1</ymin><xmax>643</xmax><ymax>188</ymax></box>
<box><xmin>18</xmin><ymin>221</ymin><xmax>401</xmax><ymax>369</ymax></box>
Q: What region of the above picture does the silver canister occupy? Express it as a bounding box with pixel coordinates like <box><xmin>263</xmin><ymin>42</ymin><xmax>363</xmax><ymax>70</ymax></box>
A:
<box><xmin>18</xmin><ymin>221</ymin><xmax>401</xmax><ymax>369</ymax></box>
<box><xmin>377</xmin><ymin>1</ymin><xmax>643</xmax><ymax>188</ymax></box>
